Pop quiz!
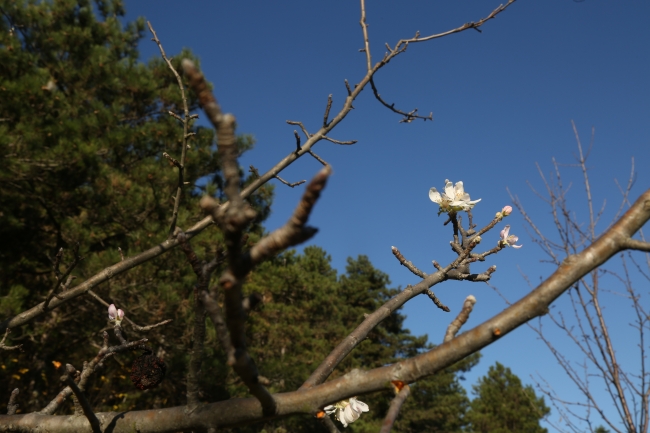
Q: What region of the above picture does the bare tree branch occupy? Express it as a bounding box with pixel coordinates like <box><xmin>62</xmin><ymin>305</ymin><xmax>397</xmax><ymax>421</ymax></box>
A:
<box><xmin>380</xmin><ymin>381</ymin><xmax>411</xmax><ymax>433</ymax></box>
<box><xmin>444</xmin><ymin>295</ymin><xmax>477</xmax><ymax>342</ymax></box>
<box><xmin>0</xmin><ymin>328</ymin><xmax>22</xmax><ymax>352</ymax></box>
<box><xmin>391</xmin><ymin>245</ymin><xmax>427</xmax><ymax>278</ymax></box>
<box><xmin>60</xmin><ymin>364</ymin><xmax>101</xmax><ymax>433</ymax></box>
<box><xmin>147</xmin><ymin>22</ymin><xmax>194</xmax><ymax>238</ymax></box>
<box><xmin>6</xmin><ymin>389</ymin><xmax>19</xmax><ymax>415</ymax></box>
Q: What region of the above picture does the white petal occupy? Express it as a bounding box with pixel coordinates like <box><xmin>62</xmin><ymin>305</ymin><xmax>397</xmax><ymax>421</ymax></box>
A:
<box><xmin>467</xmin><ymin>198</ymin><xmax>481</xmax><ymax>205</ymax></box>
<box><xmin>512</xmin><ymin>244</ymin><xmax>523</xmax><ymax>249</ymax></box>
<box><xmin>429</xmin><ymin>188</ymin><xmax>442</xmax><ymax>204</ymax></box>
<box><xmin>341</xmin><ymin>405</ymin><xmax>361</xmax><ymax>426</ymax></box>
<box><xmin>501</xmin><ymin>225</ymin><xmax>510</xmax><ymax>240</ymax></box>
<box><xmin>350</xmin><ymin>398</ymin><xmax>369</xmax><ymax>413</ymax></box>
<box><xmin>454</xmin><ymin>181</ymin><xmax>465</xmax><ymax>199</ymax></box>
<box><xmin>324</xmin><ymin>405</ymin><xmax>336</xmax><ymax>415</ymax></box>
<box><xmin>444</xmin><ymin>180</ymin><xmax>455</xmax><ymax>200</ymax></box>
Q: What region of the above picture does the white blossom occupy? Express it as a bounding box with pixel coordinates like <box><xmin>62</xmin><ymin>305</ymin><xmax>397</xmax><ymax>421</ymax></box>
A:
<box><xmin>429</xmin><ymin>179</ymin><xmax>481</xmax><ymax>214</ymax></box>
<box><xmin>324</xmin><ymin>397</ymin><xmax>369</xmax><ymax>427</ymax></box>
<box><xmin>500</xmin><ymin>225</ymin><xmax>522</xmax><ymax>249</ymax></box>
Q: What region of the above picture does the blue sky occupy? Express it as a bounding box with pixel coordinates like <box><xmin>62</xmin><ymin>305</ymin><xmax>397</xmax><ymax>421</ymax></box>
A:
<box><xmin>124</xmin><ymin>1</ymin><xmax>650</xmax><ymax>430</ymax></box>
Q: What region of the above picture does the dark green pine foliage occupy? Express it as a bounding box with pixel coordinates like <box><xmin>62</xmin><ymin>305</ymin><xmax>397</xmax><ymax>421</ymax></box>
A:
<box><xmin>467</xmin><ymin>362</ymin><xmax>550</xmax><ymax>433</ymax></box>
<box><xmin>0</xmin><ymin>0</ymin><xmax>271</xmax><ymax>413</ymax></box>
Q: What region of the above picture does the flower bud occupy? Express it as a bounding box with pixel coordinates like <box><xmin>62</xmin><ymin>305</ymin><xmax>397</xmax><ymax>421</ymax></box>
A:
<box><xmin>108</xmin><ymin>304</ymin><xmax>125</xmax><ymax>325</ymax></box>
<box><xmin>502</xmin><ymin>205</ymin><xmax>513</xmax><ymax>216</ymax></box>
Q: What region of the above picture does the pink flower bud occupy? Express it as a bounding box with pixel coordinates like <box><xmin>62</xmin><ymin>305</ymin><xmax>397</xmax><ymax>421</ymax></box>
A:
<box><xmin>502</xmin><ymin>206</ymin><xmax>513</xmax><ymax>216</ymax></box>
<box><xmin>108</xmin><ymin>304</ymin><xmax>117</xmax><ymax>320</ymax></box>
<box><xmin>117</xmin><ymin>309</ymin><xmax>124</xmax><ymax>320</ymax></box>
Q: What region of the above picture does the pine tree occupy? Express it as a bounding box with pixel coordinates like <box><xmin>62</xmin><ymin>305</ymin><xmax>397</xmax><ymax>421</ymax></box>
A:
<box><xmin>0</xmin><ymin>0</ymin><xmax>271</xmax><ymax>412</ymax></box>
<box><xmin>467</xmin><ymin>362</ymin><xmax>550</xmax><ymax>433</ymax></box>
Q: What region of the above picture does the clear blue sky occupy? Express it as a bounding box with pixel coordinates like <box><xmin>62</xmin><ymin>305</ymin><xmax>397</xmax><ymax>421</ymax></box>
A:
<box><xmin>124</xmin><ymin>1</ymin><xmax>650</xmax><ymax>430</ymax></box>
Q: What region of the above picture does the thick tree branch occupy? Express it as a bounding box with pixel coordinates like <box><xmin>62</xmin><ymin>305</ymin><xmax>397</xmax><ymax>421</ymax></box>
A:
<box><xmin>249</xmin><ymin>167</ymin><xmax>330</xmax><ymax>267</ymax></box>
<box><xmin>183</xmin><ymin>58</ymin><xmax>277</xmax><ymax>415</ymax></box>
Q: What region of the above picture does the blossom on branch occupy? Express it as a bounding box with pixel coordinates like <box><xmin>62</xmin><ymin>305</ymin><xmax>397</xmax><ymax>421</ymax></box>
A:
<box><xmin>429</xmin><ymin>179</ymin><xmax>481</xmax><ymax>214</ymax></box>
<box><xmin>108</xmin><ymin>304</ymin><xmax>125</xmax><ymax>326</ymax></box>
<box><xmin>499</xmin><ymin>225</ymin><xmax>522</xmax><ymax>249</ymax></box>
<box><xmin>324</xmin><ymin>397</ymin><xmax>369</xmax><ymax>427</ymax></box>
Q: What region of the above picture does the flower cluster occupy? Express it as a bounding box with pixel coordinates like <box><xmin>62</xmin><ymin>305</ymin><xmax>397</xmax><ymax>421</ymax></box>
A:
<box><xmin>108</xmin><ymin>304</ymin><xmax>125</xmax><ymax>326</ymax></box>
<box><xmin>499</xmin><ymin>225</ymin><xmax>522</xmax><ymax>249</ymax></box>
<box><xmin>324</xmin><ymin>397</ymin><xmax>369</xmax><ymax>427</ymax></box>
<box><xmin>429</xmin><ymin>179</ymin><xmax>481</xmax><ymax>214</ymax></box>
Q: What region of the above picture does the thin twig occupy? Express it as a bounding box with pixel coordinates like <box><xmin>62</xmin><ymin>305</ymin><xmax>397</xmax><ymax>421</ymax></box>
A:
<box><xmin>424</xmin><ymin>288</ymin><xmax>450</xmax><ymax>312</ymax></box>
<box><xmin>0</xmin><ymin>329</ymin><xmax>22</xmax><ymax>352</ymax></box>
<box><xmin>275</xmin><ymin>175</ymin><xmax>306</xmax><ymax>188</ymax></box>
<box><xmin>380</xmin><ymin>382</ymin><xmax>410</xmax><ymax>433</ymax></box>
<box><xmin>43</xmin><ymin>244</ymin><xmax>83</xmax><ymax>312</ymax></box>
<box><xmin>359</xmin><ymin>0</ymin><xmax>372</xmax><ymax>72</ymax></box>
<box><xmin>323</xmin><ymin>94</ymin><xmax>333</xmax><ymax>127</ymax></box>
<box><xmin>391</xmin><ymin>246</ymin><xmax>427</xmax><ymax>278</ymax></box>
<box><xmin>322</xmin><ymin>136</ymin><xmax>357</xmax><ymax>145</ymax></box>
<box><xmin>293</xmin><ymin>130</ymin><xmax>301</xmax><ymax>153</ymax></box>
<box><xmin>148</xmin><ymin>22</ymin><xmax>193</xmax><ymax>238</ymax></box>
<box><xmin>308</xmin><ymin>150</ymin><xmax>329</xmax><ymax>166</ymax></box>
<box><xmin>370</xmin><ymin>77</ymin><xmax>433</xmax><ymax>123</ymax></box>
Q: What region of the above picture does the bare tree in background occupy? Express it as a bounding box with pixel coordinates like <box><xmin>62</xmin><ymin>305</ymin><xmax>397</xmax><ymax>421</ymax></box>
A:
<box><xmin>2</xmin><ymin>1</ymin><xmax>650</xmax><ymax>432</ymax></box>
<box><xmin>511</xmin><ymin>123</ymin><xmax>650</xmax><ymax>433</ymax></box>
